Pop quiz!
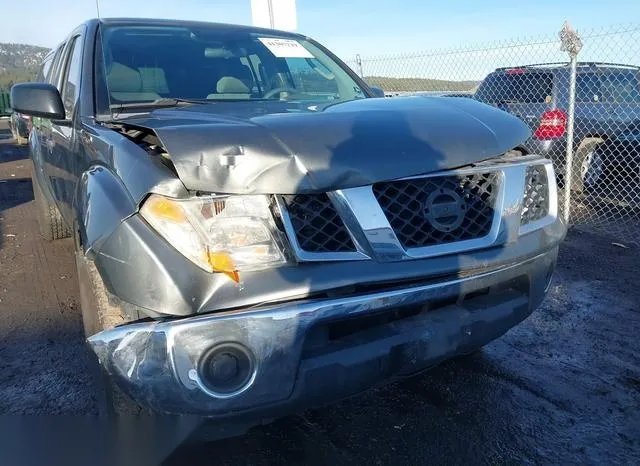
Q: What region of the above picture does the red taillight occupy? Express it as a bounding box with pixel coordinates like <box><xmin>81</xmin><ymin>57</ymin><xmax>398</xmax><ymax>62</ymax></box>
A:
<box><xmin>534</xmin><ymin>109</ymin><xmax>566</xmax><ymax>140</ymax></box>
<box><xmin>506</xmin><ymin>68</ymin><xmax>526</xmax><ymax>75</ymax></box>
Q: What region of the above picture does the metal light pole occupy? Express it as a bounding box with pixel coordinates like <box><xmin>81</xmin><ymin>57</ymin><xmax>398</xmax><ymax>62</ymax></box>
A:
<box><xmin>356</xmin><ymin>54</ymin><xmax>364</xmax><ymax>78</ymax></box>
<box><xmin>95</xmin><ymin>0</ymin><xmax>100</xmax><ymax>18</ymax></box>
<box><xmin>559</xmin><ymin>21</ymin><xmax>583</xmax><ymax>223</ymax></box>
<box><xmin>251</xmin><ymin>0</ymin><xmax>297</xmax><ymax>31</ymax></box>
<box><xmin>266</xmin><ymin>0</ymin><xmax>275</xmax><ymax>28</ymax></box>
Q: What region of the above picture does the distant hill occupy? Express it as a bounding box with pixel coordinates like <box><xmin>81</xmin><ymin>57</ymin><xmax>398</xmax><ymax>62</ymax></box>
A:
<box><xmin>365</xmin><ymin>76</ymin><xmax>479</xmax><ymax>93</ymax></box>
<box><xmin>0</xmin><ymin>43</ymin><xmax>50</xmax><ymax>91</ymax></box>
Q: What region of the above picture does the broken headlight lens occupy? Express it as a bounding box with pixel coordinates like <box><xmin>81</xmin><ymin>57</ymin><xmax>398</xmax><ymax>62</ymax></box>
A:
<box><xmin>140</xmin><ymin>194</ymin><xmax>288</xmax><ymax>281</ymax></box>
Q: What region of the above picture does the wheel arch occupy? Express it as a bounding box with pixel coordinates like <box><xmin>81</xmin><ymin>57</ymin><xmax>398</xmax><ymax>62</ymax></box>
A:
<box><xmin>74</xmin><ymin>164</ymin><xmax>137</xmax><ymax>255</ymax></box>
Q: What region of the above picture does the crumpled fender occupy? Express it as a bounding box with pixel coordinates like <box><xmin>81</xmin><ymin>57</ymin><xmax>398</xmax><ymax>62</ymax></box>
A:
<box><xmin>73</xmin><ymin>122</ymin><xmax>189</xmax><ymax>254</ymax></box>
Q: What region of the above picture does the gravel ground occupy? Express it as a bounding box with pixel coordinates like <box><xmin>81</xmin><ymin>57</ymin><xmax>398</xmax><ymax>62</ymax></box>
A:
<box><xmin>0</xmin><ymin>120</ymin><xmax>639</xmax><ymax>465</ymax></box>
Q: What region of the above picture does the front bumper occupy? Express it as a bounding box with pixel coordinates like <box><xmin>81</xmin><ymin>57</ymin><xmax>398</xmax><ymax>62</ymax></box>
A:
<box><xmin>89</xmin><ymin>246</ymin><xmax>558</xmax><ymax>418</ymax></box>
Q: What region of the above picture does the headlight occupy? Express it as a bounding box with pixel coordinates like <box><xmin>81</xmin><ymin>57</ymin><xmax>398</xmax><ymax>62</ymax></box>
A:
<box><xmin>140</xmin><ymin>194</ymin><xmax>289</xmax><ymax>282</ymax></box>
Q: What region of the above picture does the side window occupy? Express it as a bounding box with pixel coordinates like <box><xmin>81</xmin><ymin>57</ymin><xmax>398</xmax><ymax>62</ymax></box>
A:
<box><xmin>37</xmin><ymin>57</ymin><xmax>53</xmax><ymax>82</ymax></box>
<box><xmin>61</xmin><ymin>37</ymin><xmax>83</xmax><ymax>117</ymax></box>
<box><xmin>600</xmin><ymin>72</ymin><xmax>640</xmax><ymax>103</ymax></box>
<box><xmin>48</xmin><ymin>45</ymin><xmax>66</xmax><ymax>86</ymax></box>
<box><xmin>576</xmin><ymin>73</ymin><xmax>601</xmax><ymax>103</ymax></box>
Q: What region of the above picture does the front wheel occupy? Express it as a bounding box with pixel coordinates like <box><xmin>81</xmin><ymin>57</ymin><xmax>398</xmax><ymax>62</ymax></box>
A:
<box><xmin>31</xmin><ymin>165</ymin><xmax>71</xmax><ymax>240</ymax></box>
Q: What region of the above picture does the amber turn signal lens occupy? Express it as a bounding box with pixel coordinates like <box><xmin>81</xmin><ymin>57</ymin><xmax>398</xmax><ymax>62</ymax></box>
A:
<box><xmin>207</xmin><ymin>251</ymin><xmax>241</xmax><ymax>283</ymax></box>
<box><xmin>145</xmin><ymin>196</ymin><xmax>187</xmax><ymax>223</ymax></box>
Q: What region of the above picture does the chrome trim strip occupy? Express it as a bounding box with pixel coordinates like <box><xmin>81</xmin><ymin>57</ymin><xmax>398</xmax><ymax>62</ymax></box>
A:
<box><xmin>330</xmin><ymin>187</ymin><xmax>406</xmax><ymax>261</ymax></box>
<box><xmin>499</xmin><ymin>164</ymin><xmax>528</xmax><ymax>244</ymax></box>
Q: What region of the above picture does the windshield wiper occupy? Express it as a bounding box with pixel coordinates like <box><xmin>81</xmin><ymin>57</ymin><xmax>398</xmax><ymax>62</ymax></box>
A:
<box><xmin>109</xmin><ymin>97</ymin><xmax>208</xmax><ymax>111</ymax></box>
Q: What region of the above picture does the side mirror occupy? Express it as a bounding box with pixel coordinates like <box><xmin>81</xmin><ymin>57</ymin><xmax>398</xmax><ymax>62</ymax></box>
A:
<box><xmin>369</xmin><ymin>86</ymin><xmax>385</xmax><ymax>98</ymax></box>
<box><xmin>11</xmin><ymin>83</ymin><xmax>65</xmax><ymax>120</ymax></box>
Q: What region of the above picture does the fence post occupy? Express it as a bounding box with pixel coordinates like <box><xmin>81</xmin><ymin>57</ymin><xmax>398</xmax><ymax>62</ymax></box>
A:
<box><xmin>559</xmin><ymin>22</ymin><xmax>583</xmax><ymax>223</ymax></box>
<box><xmin>355</xmin><ymin>54</ymin><xmax>364</xmax><ymax>78</ymax></box>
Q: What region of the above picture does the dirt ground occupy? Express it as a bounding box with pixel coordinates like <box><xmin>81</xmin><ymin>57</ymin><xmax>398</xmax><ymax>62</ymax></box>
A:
<box><xmin>0</xmin><ymin>120</ymin><xmax>639</xmax><ymax>465</ymax></box>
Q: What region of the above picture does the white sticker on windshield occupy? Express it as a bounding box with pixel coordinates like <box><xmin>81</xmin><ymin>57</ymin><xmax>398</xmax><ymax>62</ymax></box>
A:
<box><xmin>258</xmin><ymin>38</ymin><xmax>314</xmax><ymax>58</ymax></box>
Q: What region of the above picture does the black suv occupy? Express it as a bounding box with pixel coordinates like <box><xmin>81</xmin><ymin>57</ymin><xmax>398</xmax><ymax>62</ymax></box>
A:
<box><xmin>475</xmin><ymin>62</ymin><xmax>640</xmax><ymax>192</ymax></box>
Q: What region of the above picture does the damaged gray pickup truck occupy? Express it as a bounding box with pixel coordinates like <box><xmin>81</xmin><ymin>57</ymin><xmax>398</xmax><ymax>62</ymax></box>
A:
<box><xmin>12</xmin><ymin>18</ymin><xmax>565</xmax><ymax>422</ymax></box>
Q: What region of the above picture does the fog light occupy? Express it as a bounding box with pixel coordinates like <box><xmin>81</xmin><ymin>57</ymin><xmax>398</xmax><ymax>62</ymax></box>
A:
<box><xmin>197</xmin><ymin>343</ymin><xmax>256</xmax><ymax>398</ymax></box>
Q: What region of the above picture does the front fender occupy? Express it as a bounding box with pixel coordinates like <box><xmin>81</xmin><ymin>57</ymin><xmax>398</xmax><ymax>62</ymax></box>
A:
<box><xmin>75</xmin><ymin>164</ymin><xmax>137</xmax><ymax>254</ymax></box>
<box><xmin>29</xmin><ymin>129</ymin><xmax>55</xmax><ymax>203</ymax></box>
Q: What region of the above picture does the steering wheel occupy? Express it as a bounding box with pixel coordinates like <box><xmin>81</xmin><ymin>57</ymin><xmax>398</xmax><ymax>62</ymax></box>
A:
<box><xmin>263</xmin><ymin>87</ymin><xmax>298</xmax><ymax>99</ymax></box>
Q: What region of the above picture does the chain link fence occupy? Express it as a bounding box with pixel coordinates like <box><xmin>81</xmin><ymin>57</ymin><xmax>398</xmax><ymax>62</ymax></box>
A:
<box><xmin>346</xmin><ymin>23</ymin><xmax>640</xmax><ymax>246</ymax></box>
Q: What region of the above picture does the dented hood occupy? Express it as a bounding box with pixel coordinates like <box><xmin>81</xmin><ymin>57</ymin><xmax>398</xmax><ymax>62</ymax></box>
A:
<box><xmin>121</xmin><ymin>96</ymin><xmax>531</xmax><ymax>194</ymax></box>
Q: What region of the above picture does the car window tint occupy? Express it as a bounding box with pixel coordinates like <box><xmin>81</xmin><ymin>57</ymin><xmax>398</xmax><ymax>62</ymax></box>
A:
<box><xmin>48</xmin><ymin>44</ymin><xmax>66</xmax><ymax>86</ymax></box>
<box><xmin>61</xmin><ymin>37</ymin><xmax>83</xmax><ymax>117</ymax></box>
<box><xmin>38</xmin><ymin>57</ymin><xmax>53</xmax><ymax>82</ymax></box>
<box><xmin>100</xmin><ymin>25</ymin><xmax>366</xmax><ymax>105</ymax></box>
<box><xmin>599</xmin><ymin>72</ymin><xmax>640</xmax><ymax>103</ymax></box>
<box><xmin>475</xmin><ymin>71</ymin><xmax>553</xmax><ymax>104</ymax></box>
<box><xmin>576</xmin><ymin>73</ymin><xmax>601</xmax><ymax>102</ymax></box>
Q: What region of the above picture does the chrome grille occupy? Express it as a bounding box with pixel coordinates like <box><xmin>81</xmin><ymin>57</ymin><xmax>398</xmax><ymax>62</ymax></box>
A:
<box><xmin>521</xmin><ymin>165</ymin><xmax>549</xmax><ymax>224</ymax></box>
<box><xmin>281</xmin><ymin>194</ymin><xmax>356</xmax><ymax>253</ymax></box>
<box><xmin>372</xmin><ymin>173</ymin><xmax>500</xmax><ymax>248</ymax></box>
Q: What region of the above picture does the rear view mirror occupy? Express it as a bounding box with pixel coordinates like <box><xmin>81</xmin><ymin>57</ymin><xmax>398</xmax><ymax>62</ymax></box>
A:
<box><xmin>369</xmin><ymin>86</ymin><xmax>385</xmax><ymax>98</ymax></box>
<box><xmin>11</xmin><ymin>83</ymin><xmax>65</xmax><ymax>120</ymax></box>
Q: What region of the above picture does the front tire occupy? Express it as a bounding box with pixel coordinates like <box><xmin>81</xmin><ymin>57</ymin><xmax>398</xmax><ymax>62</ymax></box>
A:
<box><xmin>31</xmin><ymin>165</ymin><xmax>71</xmax><ymax>240</ymax></box>
<box><xmin>75</xmin><ymin>235</ymin><xmax>144</xmax><ymax>416</ymax></box>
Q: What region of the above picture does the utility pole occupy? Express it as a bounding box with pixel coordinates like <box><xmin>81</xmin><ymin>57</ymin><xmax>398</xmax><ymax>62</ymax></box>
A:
<box><xmin>266</xmin><ymin>0</ymin><xmax>275</xmax><ymax>28</ymax></box>
<box><xmin>251</xmin><ymin>0</ymin><xmax>297</xmax><ymax>31</ymax></box>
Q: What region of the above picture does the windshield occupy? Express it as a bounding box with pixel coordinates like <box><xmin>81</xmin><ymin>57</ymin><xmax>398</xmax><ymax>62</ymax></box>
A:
<box><xmin>98</xmin><ymin>25</ymin><xmax>366</xmax><ymax>112</ymax></box>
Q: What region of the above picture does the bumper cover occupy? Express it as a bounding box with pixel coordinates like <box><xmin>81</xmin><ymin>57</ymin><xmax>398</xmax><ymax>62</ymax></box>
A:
<box><xmin>89</xmin><ymin>247</ymin><xmax>558</xmax><ymax>418</ymax></box>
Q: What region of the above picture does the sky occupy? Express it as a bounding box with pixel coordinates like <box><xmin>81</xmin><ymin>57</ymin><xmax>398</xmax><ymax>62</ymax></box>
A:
<box><xmin>1</xmin><ymin>0</ymin><xmax>638</xmax><ymax>78</ymax></box>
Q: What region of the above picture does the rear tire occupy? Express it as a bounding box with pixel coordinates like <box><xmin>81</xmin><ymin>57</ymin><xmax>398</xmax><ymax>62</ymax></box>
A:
<box><xmin>31</xmin><ymin>165</ymin><xmax>71</xmax><ymax>240</ymax></box>
<box><xmin>75</xmin><ymin>234</ymin><xmax>145</xmax><ymax>416</ymax></box>
<box><xmin>572</xmin><ymin>138</ymin><xmax>604</xmax><ymax>194</ymax></box>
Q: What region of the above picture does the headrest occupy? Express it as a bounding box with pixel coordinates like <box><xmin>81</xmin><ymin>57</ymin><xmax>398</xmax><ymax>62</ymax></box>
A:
<box><xmin>223</xmin><ymin>60</ymin><xmax>254</xmax><ymax>89</ymax></box>
<box><xmin>107</xmin><ymin>63</ymin><xmax>142</xmax><ymax>93</ymax></box>
<box><xmin>139</xmin><ymin>67</ymin><xmax>169</xmax><ymax>94</ymax></box>
<box><xmin>216</xmin><ymin>76</ymin><xmax>250</xmax><ymax>94</ymax></box>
